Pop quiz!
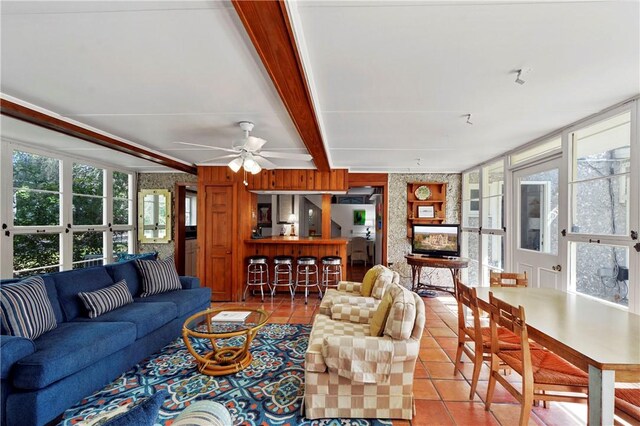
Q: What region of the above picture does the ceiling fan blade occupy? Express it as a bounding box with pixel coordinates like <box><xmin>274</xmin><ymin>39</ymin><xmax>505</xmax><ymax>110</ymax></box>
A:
<box><xmin>259</xmin><ymin>150</ymin><xmax>313</xmax><ymax>161</ymax></box>
<box><xmin>174</xmin><ymin>141</ymin><xmax>237</xmax><ymax>153</ymax></box>
<box><xmin>244</xmin><ymin>136</ymin><xmax>267</xmax><ymax>152</ymax></box>
<box><xmin>254</xmin><ymin>156</ymin><xmax>278</xmax><ymax>170</ymax></box>
<box><xmin>200</xmin><ymin>154</ymin><xmax>239</xmax><ymax>163</ymax></box>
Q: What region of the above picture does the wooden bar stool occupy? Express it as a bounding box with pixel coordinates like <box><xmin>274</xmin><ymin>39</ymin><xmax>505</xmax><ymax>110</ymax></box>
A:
<box><xmin>243</xmin><ymin>255</ymin><xmax>270</xmax><ymax>302</ymax></box>
<box><xmin>321</xmin><ymin>256</ymin><xmax>342</xmax><ymax>291</ymax></box>
<box><xmin>294</xmin><ymin>256</ymin><xmax>322</xmax><ymax>305</ymax></box>
<box><xmin>271</xmin><ymin>255</ymin><xmax>295</xmax><ymax>299</ymax></box>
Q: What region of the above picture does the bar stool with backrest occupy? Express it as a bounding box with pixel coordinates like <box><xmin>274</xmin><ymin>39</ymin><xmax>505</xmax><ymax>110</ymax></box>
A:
<box><xmin>294</xmin><ymin>256</ymin><xmax>323</xmax><ymax>305</ymax></box>
<box><xmin>271</xmin><ymin>255</ymin><xmax>295</xmax><ymax>299</ymax></box>
<box><xmin>484</xmin><ymin>292</ymin><xmax>589</xmax><ymax>426</ymax></box>
<box><xmin>243</xmin><ymin>255</ymin><xmax>270</xmax><ymax>302</ymax></box>
<box><xmin>490</xmin><ymin>271</ymin><xmax>528</xmax><ymax>288</ymax></box>
<box><xmin>320</xmin><ymin>256</ymin><xmax>342</xmax><ymax>291</ymax></box>
<box><xmin>453</xmin><ymin>279</ymin><xmax>523</xmax><ymax>399</ymax></box>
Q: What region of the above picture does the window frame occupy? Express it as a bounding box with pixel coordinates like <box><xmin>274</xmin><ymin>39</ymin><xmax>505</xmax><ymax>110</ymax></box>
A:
<box><xmin>0</xmin><ymin>141</ymin><xmax>137</xmax><ymax>278</ymax></box>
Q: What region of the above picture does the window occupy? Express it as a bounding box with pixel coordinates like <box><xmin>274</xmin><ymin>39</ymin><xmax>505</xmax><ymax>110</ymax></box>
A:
<box><xmin>481</xmin><ymin>160</ymin><xmax>506</xmax><ymax>280</ymax></box>
<box><xmin>1</xmin><ymin>143</ymin><xmax>135</xmax><ymax>278</ymax></box>
<box><xmin>510</xmin><ymin>137</ymin><xmax>561</xmax><ymax>166</ymax></box>
<box><xmin>185</xmin><ymin>192</ymin><xmax>197</xmax><ymax>226</ymax></box>
<box><xmin>10</xmin><ymin>150</ymin><xmax>63</xmax><ymax>276</ymax></box>
<box><xmin>461</xmin><ymin>169</ymin><xmax>480</xmax><ymax>285</ymax></box>
<box><xmin>566</xmin><ymin>110</ymin><xmax>634</xmax><ymax>307</ymax></box>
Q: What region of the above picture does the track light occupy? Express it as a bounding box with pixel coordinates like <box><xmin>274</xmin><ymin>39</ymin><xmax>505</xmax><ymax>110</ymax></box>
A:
<box><xmin>466</xmin><ymin>114</ymin><xmax>473</xmax><ymax>125</ymax></box>
<box><xmin>515</xmin><ymin>69</ymin><xmax>528</xmax><ymax>85</ymax></box>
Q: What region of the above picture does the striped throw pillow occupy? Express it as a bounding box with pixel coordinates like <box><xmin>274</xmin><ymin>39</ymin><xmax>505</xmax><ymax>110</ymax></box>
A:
<box><xmin>78</xmin><ymin>280</ymin><xmax>134</xmax><ymax>318</ymax></box>
<box><xmin>0</xmin><ymin>276</ymin><xmax>57</xmax><ymax>339</ymax></box>
<box><xmin>136</xmin><ymin>256</ymin><xmax>182</xmax><ymax>297</ymax></box>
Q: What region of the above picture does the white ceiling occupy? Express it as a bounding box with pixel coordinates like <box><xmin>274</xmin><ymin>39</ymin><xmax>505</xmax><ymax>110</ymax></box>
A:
<box><xmin>1</xmin><ymin>0</ymin><xmax>639</xmax><ymax>173</ymax></box>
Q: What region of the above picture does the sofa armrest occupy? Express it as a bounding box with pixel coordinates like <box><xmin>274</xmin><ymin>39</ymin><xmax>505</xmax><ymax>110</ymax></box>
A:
<box><xmin>180</xmin><ymin>276</ymin><xmax>200</xmax><ymax>290</ymax></box>
<box><xmin>330</xmin><ymin>303</ymin><xmax>376</xmax><ymax>324</ymax></box>
<box><xmin>337</xmin><ymin>281</ymin><xmax>362</xmax><ymax>293</ymax></box>
<box><xmin>1</xmin><ymin>335</ymin><xmax>36</xmax><ymax>379</ymax></box>
<box><xmin>321</xmin><ymin>335</ymin><xmax>420</xmax><ymax>384</ymax></box>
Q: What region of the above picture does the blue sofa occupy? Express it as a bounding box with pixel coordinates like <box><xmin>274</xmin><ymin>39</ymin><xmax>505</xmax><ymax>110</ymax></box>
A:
<box><xmin>0</xmin><ymin>258</ymin><xmax>211</xmax><ymax>426</ymax></box>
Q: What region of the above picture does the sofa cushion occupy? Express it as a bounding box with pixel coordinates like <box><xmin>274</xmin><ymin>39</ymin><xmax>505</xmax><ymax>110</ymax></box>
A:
<box><xmin>0</xmin><ymin>335</ymin><xmax>36</xmax><ymax>379</ymax></box>
<box><xmin>370</xmin><ymin>291</ymin><xmax>393</xmax><ymax>337</ymax></box>
<box><xmin>54</xmin><ymin>267</ymin><xmax>115</xmax><ymax>321</ymax></box>
<box><xmin>136</xmin><ymin>256</ymin><xmax>182</xmax><ymax>297</ymax></box>
<box><xmin>0</xmin><ymin>276</ymin><xmax>58</xmax><ymax>339</ymax></box>
<box><xmin>371</xmin><ymin>268</ymin><xmax>394</xmax><ymax>299</ymax></box>
<box><xmin>306</xmin><ymin>314</ymin><xmax>370</xmax><ymax>373</ymax></box>
<box><xmin>74</xmin><ymin>301</ymin><xmax>177</xmax><ymax>339</ymax></box>
<box><xmin>384</xmin><ymin>285</ymin><xmax>417</xmax><ymax>340</ymax></box>
<box><xmin>360</xmin><ymin>265</ymin><xmax>384</xmax><ymax>297</ymax></box>
<box><xmin>134</xmin><ymin>287</ymin><xmax>210</xmax><ymax>317</ymax></box>
<box><xmin>12</xmin><ymin>321</ymin><xmax>136</xmax><ymax>390</ymax></box>
<box><xmin>1</xmin><ymin>275</ymin><xmax>64</xmax><ymax>326</ymax></box>
<box><xmin>105</xmin><ymin>260</ymin><xmax>144</xmax><ymax>297</ymax></box>
<box><xmin>78</xmin><ymin>279</ymin><xmax>134</xmax><ymax>319</ymax></box>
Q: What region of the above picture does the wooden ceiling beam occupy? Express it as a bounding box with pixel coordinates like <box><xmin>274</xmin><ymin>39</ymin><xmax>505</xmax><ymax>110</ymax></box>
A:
<box><xmin>1</xmin><ymin>99</ymin><xmax>197</xmax><ymax>175</ymax></box>
<box><xmin>231</xmin><ymin>0</ymin><xmax>331</xmax><ymax>172</ymax></box>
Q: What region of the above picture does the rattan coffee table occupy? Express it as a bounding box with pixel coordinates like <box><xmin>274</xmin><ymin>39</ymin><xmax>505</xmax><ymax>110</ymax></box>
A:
<box><xmin>182</xmin><ymin>307</ymin><xmax>268</xmax><ymax>376</ymax></box>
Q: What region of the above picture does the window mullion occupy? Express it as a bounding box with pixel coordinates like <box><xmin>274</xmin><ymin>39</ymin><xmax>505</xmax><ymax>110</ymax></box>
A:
<box><xmin>61</xmin><ymin>157</ymin><xmax>73</xmax><ymax>271</ymax></box>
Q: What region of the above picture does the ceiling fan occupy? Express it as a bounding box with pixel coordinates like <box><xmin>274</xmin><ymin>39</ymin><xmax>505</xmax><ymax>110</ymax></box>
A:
<box><xmin>174</xmin><ymin>121</ymin><xmax>312</xmax><ymax>174</ymax></box>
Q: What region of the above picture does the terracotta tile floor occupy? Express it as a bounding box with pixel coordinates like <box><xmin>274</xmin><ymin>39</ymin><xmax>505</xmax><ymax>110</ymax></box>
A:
<box><xmin>213</xmin><ymin>288</ymin><xmax>593</xmax><ymax>425</ymax></box>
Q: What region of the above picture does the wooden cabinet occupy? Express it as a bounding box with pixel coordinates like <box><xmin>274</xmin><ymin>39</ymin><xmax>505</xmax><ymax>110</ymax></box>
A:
<box><xmin>406</xmin><ymin>182</ymin><xmax>447</xmax><ymax>237</ymax></box>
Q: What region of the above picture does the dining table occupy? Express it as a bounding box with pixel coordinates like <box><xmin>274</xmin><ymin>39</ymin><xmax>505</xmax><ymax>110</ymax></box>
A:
<box><xmin>474</xmin><ymin>287</ymin><xmax>640</xmax><ymax>425</ymax></box>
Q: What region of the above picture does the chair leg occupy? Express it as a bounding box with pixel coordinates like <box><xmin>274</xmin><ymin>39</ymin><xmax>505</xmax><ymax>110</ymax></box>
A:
<box><xmin>469</xmin><ymin>351</ymin><xmax>483</xmax><ymax>399</ymax></box>
<box><xmin>485</xmin><ymin>355</ymin><xmax>498</xmax><ymax>412</ymax></box>
<box><xmin>453</xmin><ymin>337</ymin><xmax>464</xmax><ymax>375</ymax></box>
<box><xmin>519</xmin><ymin>389</ymin><xmax>534</xmax><ymax>426</ymax></box>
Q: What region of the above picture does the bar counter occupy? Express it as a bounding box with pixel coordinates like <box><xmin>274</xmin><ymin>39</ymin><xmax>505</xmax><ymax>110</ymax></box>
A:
<box><xmin>244</xmin><ymin>236</ymin><xmax>348</xmax><ymax>286</ymax></box>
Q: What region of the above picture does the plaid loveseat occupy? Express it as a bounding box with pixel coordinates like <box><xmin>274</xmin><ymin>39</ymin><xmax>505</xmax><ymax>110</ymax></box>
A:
<box><xmin>304</xmin><ymin>283</ymin><xmax>425</xmax><ymax>420</ymax></box>
<box><xmin>318</xmin><ymin>265</ymin><xmax>399</xmax><ymax>316</ymax></box>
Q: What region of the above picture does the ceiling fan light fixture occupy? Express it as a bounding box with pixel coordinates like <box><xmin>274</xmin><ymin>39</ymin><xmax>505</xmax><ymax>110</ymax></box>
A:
<box><xmin>248</xmin><ymin>162</ymin><xmax>262</xmax><ymax>174</ymax></box>
<box><xmin>228</xmin><ymin>157</ymin><xmax>243</xmax><ymax>172</ymax></box>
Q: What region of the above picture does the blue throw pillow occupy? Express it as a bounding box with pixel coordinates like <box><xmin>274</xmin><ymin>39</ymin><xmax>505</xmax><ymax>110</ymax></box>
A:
<box><xmin>101</xmin><ymin>390</ymin><xmax>167</xmax><ymax>426</ymax></box>
<box><xmin>78</xmin><ymin>280</ymin><xmax>134</xmax><ymax>318</ymax></box>
<box><xmin>0</xmin><ymin>276</ymin><xmax>57</xmax><ymax>339</ymax></box>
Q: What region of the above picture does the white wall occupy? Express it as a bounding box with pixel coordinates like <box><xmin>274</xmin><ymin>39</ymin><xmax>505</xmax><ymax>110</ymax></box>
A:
<box><xmin>331</xmin><ymin>204</ymin><xmax>376</xmax><ymax>239</ymax></box>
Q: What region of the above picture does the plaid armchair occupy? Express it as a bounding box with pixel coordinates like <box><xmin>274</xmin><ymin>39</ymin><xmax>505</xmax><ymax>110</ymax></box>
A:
<box><xmin>305</xmin><ymin>283</ymin><xmax>425</xmax><ymax>420</ymax></box>
<box><xmin>318</xmin><ymin>265</ymin><xmax>399</xmax><ymax>316</ymax></box>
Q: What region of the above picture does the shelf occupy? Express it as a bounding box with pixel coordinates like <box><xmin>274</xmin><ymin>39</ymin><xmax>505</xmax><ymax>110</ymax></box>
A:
<box><xmin>406</xmin><ymin>182</ymin><xmax>447</xmax><ymax>238</ymax></box>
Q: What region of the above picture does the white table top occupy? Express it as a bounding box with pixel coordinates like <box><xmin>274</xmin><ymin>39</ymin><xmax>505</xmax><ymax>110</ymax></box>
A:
<box><xmin>474</xmin><ymin>287</ymin><xmax>640</xmax><ymax>376</ymax></box>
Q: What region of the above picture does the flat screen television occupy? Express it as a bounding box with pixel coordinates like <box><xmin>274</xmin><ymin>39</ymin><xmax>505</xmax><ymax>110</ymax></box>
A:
<box><xmin>411</xmin><ymin>224</ymin><xmax>460</xmax><ymax>257</ymax></box>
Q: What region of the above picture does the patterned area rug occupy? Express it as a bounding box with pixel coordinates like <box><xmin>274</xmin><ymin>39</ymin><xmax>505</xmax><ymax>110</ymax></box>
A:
<box><xmin>61</xmin><ymin>323</ymin><xmax>392</xmax><ymax>426</ymax></box>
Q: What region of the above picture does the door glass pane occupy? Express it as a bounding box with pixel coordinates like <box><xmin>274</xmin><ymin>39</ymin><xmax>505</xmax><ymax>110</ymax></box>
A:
<box><xmin>462</xmin><ymin>170</ymin><xmax>479</xmax><ymax>228</ymax></box>
<box><xmin>13</xmin><ymin>234</ymin><xmax>61</xmax><ymax>277</ymax></box>
<box><xmin>113</xmin><ymin>231</ymin><xmax>130</xmax><ymax>260</ymax></box>
<box><xmin>482</xmin><ymin>234</ymin><xmax>504</xmax><ymax>283</ymax></box>
<box><xmin>72</xmin><ymin>231</ymin><xmax>104</xmax><ymax>268</ymax></box>
<box><xmin>73</xmin><ymin>163</ymin><xmax>104</xmax><ymax>196</ymax></box>
<box><xmin>461</xmin><ymin>230</ymin><xmax>479</xmax><ymax>286</ymax></box>
<box><xmin>73</xmin><ymin>195</ymin><xmax>104</xmax><ymax>225</ymax></box>
<box><xmin>571</xmin><ymin>242</ymin><xmax>628</xmax><ymax>307</ymax></box>
<box><xmin>13</xmin><ymin>151</ymin><xmax>61</xmax><ymax>227</ymax></box>
<box><xmin>113</xmin><ymin>199</ymin><xmax>129</xmax><ymax>225</ymax></box>
<box><xmin>570</xmin><ymin>175</ymin><xmax>629</xmax><ymax>236</ymax></box>
<box><xmin>570</xmin><ymin>112</ymin><xmax>630</xmax><ymax>236</ymax></box>
<box><xmin>482</xmin><ymin>196</ymin><xmax>503</xmax><ymax>229</ymax></box>
<box><xmin>518</xmin><ymin>169</ymin><xmax>558</xmax><ymax>255</ymax></box>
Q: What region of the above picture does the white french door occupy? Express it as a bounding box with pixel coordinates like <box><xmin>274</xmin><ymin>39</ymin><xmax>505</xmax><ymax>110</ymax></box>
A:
<box><xmin>512</xmin><ymin>158</ymin><xmax>563</xmax><ymax>289</ymax></box>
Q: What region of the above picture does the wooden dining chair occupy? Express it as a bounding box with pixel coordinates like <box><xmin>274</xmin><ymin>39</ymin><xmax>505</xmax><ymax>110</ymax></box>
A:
<box><xmin>615</xmin><ymin>387</ymin><xmax>640</xmax><ymax>424</ymax></box>
<box><xmin>453</xmin><ymin>279</ymin><xmax>521</xmax><ymax>399</ymax></box>
<box><xmin>484</xmin><ymin>292</ymin><xmax>589</xmax><ymax>426</ymax></box>
<box><xmin>489</xmin><ymin>271</ymin><xmax>528</xmax><ymax>288</ymax></box>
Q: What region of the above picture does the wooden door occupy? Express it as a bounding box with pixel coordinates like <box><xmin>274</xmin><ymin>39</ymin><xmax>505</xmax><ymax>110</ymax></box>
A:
<box><xmin>204</xmin><ymin>185</ymin><xmax>234</xmax><ymax>301</ymax></box>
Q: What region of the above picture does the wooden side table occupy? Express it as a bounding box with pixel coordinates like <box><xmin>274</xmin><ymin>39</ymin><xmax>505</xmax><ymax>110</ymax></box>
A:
<box><xmin>405</xmin><ymin>254</ymin><xmax>469</xmax><ymax>296</ymax></box>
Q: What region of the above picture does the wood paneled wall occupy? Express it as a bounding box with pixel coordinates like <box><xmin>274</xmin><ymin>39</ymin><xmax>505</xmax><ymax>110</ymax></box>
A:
<box><xmin>245</xmin><ymin>169</ymin><xmax>348</xmax><ymax>191</ymax></box>
<box><xmin>198</xmin><ymin>167</ymin><xmax>351</xmax><ymax>301</ymax></box>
